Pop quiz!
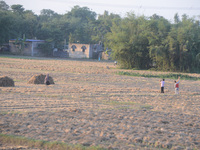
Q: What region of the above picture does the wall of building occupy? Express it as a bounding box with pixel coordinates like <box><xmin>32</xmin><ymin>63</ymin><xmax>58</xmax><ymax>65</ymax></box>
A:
<box><xmin>9</xmin><ymin>40</ymin><xmax>45</xmax><ymax>56</ymax></box>
<box><xmin>68</xmin><ymin>43</ymin><xmax>91</xmax><ymax>58</ymax></box>
<box><xmin>31</xmin><ymin>41</ymin><xmax>45</xmax><ymax>56</ymax></box>
<box><xmin>90</xmin><ymin>44</ymin><xmax>103</xmax><ymax>59</ymax></box>
<box><xmin>68</xmin><ymin>43</ymin><xmax>103</xmax><ymax>59</ymax></box>
<box><xmin>9</xmin><ymin>41</ymin><xmax>31</xmax><ymax>55</ymax></box>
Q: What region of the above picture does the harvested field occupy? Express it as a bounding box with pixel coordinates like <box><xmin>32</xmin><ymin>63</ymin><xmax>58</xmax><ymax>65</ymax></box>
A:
<box><xmin>0</xmin><ymin>56</ymin><xmax>200</xmax><ymax>150</ymax></box>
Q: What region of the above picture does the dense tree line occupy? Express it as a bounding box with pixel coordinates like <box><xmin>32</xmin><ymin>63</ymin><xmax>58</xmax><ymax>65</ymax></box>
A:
<box><xmin>0</xmin><ymin>0</ymin><xmax>200</xmax><ymax>72</ymax></box>
<box><xmin>106</xmin><ymin>13</ymin><xmax>200</xmax><ymax>72</ymax></box>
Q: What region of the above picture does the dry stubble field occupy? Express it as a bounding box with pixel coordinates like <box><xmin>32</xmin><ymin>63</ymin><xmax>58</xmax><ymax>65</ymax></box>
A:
<box><xmin>0</xmin><ymin>56</ymin><xmax>200</xmax><ymax>150</ymax></box>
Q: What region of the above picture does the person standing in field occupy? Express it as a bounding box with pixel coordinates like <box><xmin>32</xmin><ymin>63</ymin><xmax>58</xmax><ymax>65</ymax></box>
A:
<box><xmin>44</xmin><ymin>74</ymin><xmax>50</xmax><ymax>85</ymax></box>
<box><xmin>174</xmin><ymin>76</ymin><xmax>180</xmax><ymax>94</ymax></box>
<box><xmin>160</xmin><ymin>79</ymin><xmax>165</xmax><ymax>93</ymax></box>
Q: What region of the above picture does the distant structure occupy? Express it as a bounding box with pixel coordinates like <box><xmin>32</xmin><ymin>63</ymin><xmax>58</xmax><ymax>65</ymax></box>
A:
<box><xmin>53</xmin><ymin>48</ymin><xmax>69</xmax><ymax>58</ymax></box>
<box><xmin>9</xmin><ymin>39</ymin><xmax>45</xmax><ymax>56</ymax></box>
<box><xmin>68</xmin><ymin>43</ymin><xmax>103</xmax><ymax>59</ymax></box>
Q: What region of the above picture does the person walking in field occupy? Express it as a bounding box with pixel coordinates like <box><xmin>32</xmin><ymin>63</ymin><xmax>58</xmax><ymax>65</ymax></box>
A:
<box><xmin>160</xmin><ymin>79</ymin><xmax>165</xmax><ymax>93</ymax></box>
<box><xmin>174</xmin><ymin>76</ymin><xmax>180</xmax><ymax>94</ymax></box>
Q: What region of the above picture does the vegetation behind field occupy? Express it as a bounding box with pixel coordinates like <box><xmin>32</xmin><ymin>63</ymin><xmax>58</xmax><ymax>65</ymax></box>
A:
<box><xmin>0</xmin><ymin>1</ymin><xmax>200</xmax><ymax>72</ymax></box>
<box><xmin>117</xmin><ymin>71</ymin><xmax>200</xmax><ymax>81</ymax></box>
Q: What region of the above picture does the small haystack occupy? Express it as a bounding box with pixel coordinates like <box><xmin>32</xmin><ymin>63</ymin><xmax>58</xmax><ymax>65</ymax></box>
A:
<box><xmin>28</xmin><ymin>74</ymin><xmax>55</xmax><ymax>84</ymax></box>
<box><xmin>0</xmin><ymin>76</ymin><xmax>15</xmax><ymax>87</ymax></box>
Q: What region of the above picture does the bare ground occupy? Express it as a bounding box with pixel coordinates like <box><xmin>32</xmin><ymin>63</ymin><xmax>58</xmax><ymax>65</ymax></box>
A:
<box><xmin>0</xmin><ymin>57</ymin><xmax>200</xmax><ymax>150</ymax></box>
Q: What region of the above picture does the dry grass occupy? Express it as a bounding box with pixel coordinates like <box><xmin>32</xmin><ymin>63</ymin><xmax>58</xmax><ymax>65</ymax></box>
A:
<box><xmin>0</xmin><ymin>55</ymin><xmax>200</xmax><ymax>149</ymax></box>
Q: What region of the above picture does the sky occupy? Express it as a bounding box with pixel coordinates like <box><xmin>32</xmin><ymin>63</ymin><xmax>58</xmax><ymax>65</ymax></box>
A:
<box><xmin>5</xmin><ymin>0</ymin><xmax>200</xmax><ymax>21</ymax></box>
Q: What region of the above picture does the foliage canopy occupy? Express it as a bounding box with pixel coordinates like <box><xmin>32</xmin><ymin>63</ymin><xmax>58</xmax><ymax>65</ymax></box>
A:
<box><xmin>0</xmin><ymin>0</ymin><xmax>200</xmax><ymax>72</ymax></box>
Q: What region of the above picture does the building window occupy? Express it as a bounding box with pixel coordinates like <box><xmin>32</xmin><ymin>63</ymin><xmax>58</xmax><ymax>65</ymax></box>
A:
<box><xmin>81</xmin><ymin>46</ymin><xmax>86</xmax><ymax>52</ymax></box>
<box><xmin>71</xmin><ymin>45</ymin><xmax>76</xmax><ymax>52</ymax></box>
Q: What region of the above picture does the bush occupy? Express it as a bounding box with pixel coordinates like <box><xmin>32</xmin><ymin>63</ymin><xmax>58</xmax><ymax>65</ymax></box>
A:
<box><xmin>117</xmin><ymin>71</ymin><xmax>200</xmax><ymax>81</ymax></box>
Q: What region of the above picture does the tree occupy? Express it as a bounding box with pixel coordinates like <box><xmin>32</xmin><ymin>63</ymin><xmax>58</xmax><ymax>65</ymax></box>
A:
<box><xmin>39</xmin><ymin>9</ymin><xmax>60</xmax><ymax>22</ymax></box>
<box><xmin>167</xmin><ymin>15</ymin><xmax>200</xmax><ymax>72</ymax></box>
<box><xmin>67</xmin><ymin>5</ymin><xmax>96</xmax><ymax>22</ymax></box>
<box><xmin>0</xmin><ymin>0</ymin><xmax>9</xmax><ymax>11</ymax></box>
<box><xmin>91</xmin><ymin>11</ymin><xmax>121</xmax><ymax>44</ymax></box>
<box><xmin>40</xmin><ymin>9</ymin><xmax>57</xmax><ymax>17</ymax></box>
<box><xmin>147</xmin><ymin>14</ymin><xmax>171</xmax><ymax>70</ymax></box>
<box><xmin>106</xmin><ymin>13</ymin><xmax>150</xmax><ymax>69</ymax></box>
<box><xmin>0</xmin><ymin>11</ymin><xmax>14</xmax><ymax>44</ymax></box>
<box><xmin>21</xmin><ymin>10</ymin><xmax>38</xmax><ymax>38</ymax></box>
<box><xmin>11</xmin><ymin>4</ymin><xmax>24</xmax><ymax>15</ymax></box>
<box><xmin>37</xmin><ymin>9</ymin><xmax>65</xmax><ymax>49</ymax></box>
<box><xmin>9</xmin><ymin>5</ymin><xmax>38</xmax><ymax>40</ymax></box>
<box><xmin>65</xmin><ymin>5</ymin><xmax>97</xmax><ymax>44</ymax></box>
<box><xmin>174</xmin><ymin>13</ymin><xmax>180</xmax><ymax>24</ymax></box>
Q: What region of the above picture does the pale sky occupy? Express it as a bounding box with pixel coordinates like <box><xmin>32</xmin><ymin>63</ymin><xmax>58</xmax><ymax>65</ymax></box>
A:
<box><xmin>5</xmin><ymin>0</ymin><xmax>200</xmax><ymax>21</ymax></box>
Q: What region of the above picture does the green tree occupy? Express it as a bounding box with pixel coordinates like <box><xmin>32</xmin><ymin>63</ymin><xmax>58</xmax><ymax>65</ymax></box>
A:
<box><xmin>9</xmin><ymin>4</ymin><xmax>38</xmax><ymax>40</ymax></box>
<box><xmin>0</xmin><ymin>0</ymin><xmax>9</xmax><ymax>11</ymax></box>
<box><xmin>91</xmin><ymin>11</ymin><xmax>121</xmax><ymax>44</ymax></box>
<box><xmin>168</xmin><ymin>14</ymin><xmax>200</xmax><ymax>72</ymax></box>
<box><xmin>21</xmin><ymin>10</ymin><xmax>38</xmax><ymax>38</ymax></box>
<box><xmin>106</xmin><ymin>13</ymin><xmax>150</xmax><ymax>69</ymax></box>
<box><xmin>37</xmin><ymin>9</ymin><xmax>65</xmax><ymax>49</ymax></box>
<box><xmin>0</xmin><ymin>11</ymin><xmax>14</xmax><ymax>44</ymax></box>
<box><xmin>174</xmin><ymin>13</ymin><xmax>180</xmax><ymax>24</ymax></box>
<box><xmin>147</xmin><ymin>14</ymin><xmax>171</xmax><ymax>70</ymax></box>
<box><xmin>65</xmin><ymin>5</ymin><xmax>97</xmax><ymax>44</ymax></box>
<box><xmin>67</xmin><ymin>5</ymin><xmax>96</xmax><ymax>23</ymax></box>
<box><xmin>11</xmin><ymin>4</ymin><xmax>24</xmax><ymax>16</ymax></box>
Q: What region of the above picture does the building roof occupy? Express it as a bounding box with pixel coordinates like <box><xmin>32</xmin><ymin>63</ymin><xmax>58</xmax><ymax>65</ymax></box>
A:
<box><xmin>9</xmin><ymin>39</ymin><xmax>45</xmax><ymax>42</ymax></box>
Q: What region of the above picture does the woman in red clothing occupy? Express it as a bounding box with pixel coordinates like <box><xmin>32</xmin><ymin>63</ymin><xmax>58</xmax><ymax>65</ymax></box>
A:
<box><xmin>174</xmin><ymin>77</ymin><xmax>180</xmax><ymax>94</ymax></box>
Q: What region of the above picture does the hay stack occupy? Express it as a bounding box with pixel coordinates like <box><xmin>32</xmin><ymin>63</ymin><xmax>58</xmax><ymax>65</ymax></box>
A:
<box><xmin>0</xmin><ymin>76</ymin><xmax>15</xmax><ymax>87</ymax></box>
<box><xmin>28</xmin><ymin>74</ymin><xmax>55</xmax><ymax>84</ymax></box>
